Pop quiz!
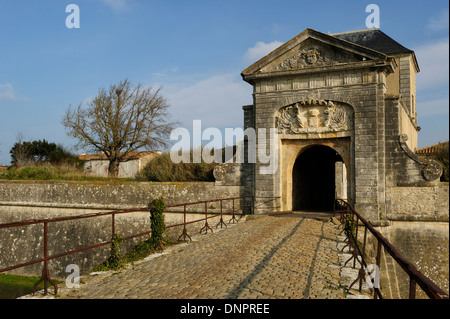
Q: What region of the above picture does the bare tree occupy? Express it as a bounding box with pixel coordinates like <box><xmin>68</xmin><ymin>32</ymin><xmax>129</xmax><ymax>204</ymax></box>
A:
<box><xmin>62</xmin><ymin>79</ymin><xmax>177</xmax><ymax>177</ymax></box>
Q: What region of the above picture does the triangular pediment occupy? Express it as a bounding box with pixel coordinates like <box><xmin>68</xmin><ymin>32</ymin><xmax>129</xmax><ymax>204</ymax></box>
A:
<box><xmin>242</xmin><ymin>28</ymin><xmax>391</xmax><ymax>81</ymax></box>
<box><xmin>260</xmin><ymin>38</ymin><xmax>374</xmax><ymax>73</ymax></box>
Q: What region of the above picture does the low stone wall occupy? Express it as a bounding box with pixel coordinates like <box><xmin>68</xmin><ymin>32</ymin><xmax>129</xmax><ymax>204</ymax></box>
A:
<box><xmin>0</xmin><ymin>180</ymin><xmax>241</xmax><ymax>210</ymax></box>
<box><xmin>375</xmin><ymin>183</ymin><xmax>449</xmax><ymax>298</ymax></box>
<box><xmin>0</xmin><ymin>180</ymin><xmax>243</xmax><ymax>278</ymax></box>
<box><xmin>386</xmin><ymin>183</ymin><xmax>449</xmax><ymax>222</ymax></box>
<box><xmin>378</xmin><ymin>221</ymin><xmax>449</xmax><ymax>298</ymax></box>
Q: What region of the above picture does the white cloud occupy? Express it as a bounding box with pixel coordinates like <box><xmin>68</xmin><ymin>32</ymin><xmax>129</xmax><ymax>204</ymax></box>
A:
<box><xmin>426</xmin><ymin>8</ymin><xmax>449</xmax><ymax>33</ymax></box>
<box><xmin>243</xmin><ymin>41</ymin><xmax>284</xmax><ymax>64</ymax></box>
<box><xmin>414</xmin><ymin>38</ymin><xmax>449</xmax><ymax>91</ymax></box>
<box><xmin>164</xmin><ymin>73</ymin><xmax>252</xmax><ymax>129</ymax></box>
<box><xmin>0</xmin><ymin>83</ymin><xmax>18</xmax><ymax>100</ymax></box>
<box><xmin>100</xmin><ymin>0</ymin><xmax>132</xmax><ymax>12</ymax></box>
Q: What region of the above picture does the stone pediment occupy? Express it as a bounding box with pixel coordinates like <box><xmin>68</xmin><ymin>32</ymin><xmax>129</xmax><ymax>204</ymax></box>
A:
<box><xmin>242</xmin><ymin>28</ymin><xmax>391</xmax><ymax>80</ymax></box>
<box><xmin>260</xmin><ymin>38</ymin><xmax>369</xmax><ymax>73</ymax></box>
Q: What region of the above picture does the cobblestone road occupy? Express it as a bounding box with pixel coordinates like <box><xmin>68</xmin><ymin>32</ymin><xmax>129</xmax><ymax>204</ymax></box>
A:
<box><xmin>55</xmin><ymin>214</ymin><xmax>348</xmax><ymax>299</ymax></box>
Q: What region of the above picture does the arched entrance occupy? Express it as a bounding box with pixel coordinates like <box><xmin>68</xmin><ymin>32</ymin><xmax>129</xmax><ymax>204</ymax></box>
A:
<box><xmin>292</xmin><ymin>145</ymin><xmax>343</xmax><ymax>212</ymax></box>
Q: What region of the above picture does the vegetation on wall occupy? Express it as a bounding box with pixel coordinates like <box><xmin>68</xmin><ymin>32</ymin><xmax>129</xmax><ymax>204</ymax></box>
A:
<box><xmin>0</xmin><ymin>166</ymin><xmax>133</xmax><ymax>181</ymax></box>
<box><xmin>148</xmin><ymin>197</ymin><xmax>166</xmax><ymax>250</ymax></box>
<box><xmin>433</xmin><ymin>142</ymin><xmax>449</xmax><ymax>182</ymax></box>
<box><xmin>135</xmin><ymin>151</ymin><xmax>215</xmax><ymax>182</ymax></box>
<box><xmin>91</xmin><ymin>198</ymin><xmax>171</xmax><ymax>272</ymax></box>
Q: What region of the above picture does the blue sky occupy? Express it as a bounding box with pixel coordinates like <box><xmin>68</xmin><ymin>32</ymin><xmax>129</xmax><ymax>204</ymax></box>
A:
<box><xmin>0</xmin><ymin>0</ymin><xmax>448</xmax><ymax>165</ymax></box>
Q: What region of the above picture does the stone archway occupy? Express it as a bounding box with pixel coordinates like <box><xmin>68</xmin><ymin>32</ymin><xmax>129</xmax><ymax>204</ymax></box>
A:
<box><xmin>280</xmin><ymin>137</ymin><xmax>352</xmax><ymax>212</ymax></box>
<box><xmin>292</xmin><ymin>145</ymin><xmax>343</xmax><ymax>211</ymax></box>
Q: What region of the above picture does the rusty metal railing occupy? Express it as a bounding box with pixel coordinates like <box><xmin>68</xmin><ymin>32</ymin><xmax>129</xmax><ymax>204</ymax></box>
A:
<box><xmin>334</xmin><ymin>199</ymin><xmax>449</xmax><ymax>299</ymax></box>
<box><xmin>0</xmin><ymin>195</ymin><xmax>279</xmax><ymax>296</ymax></box>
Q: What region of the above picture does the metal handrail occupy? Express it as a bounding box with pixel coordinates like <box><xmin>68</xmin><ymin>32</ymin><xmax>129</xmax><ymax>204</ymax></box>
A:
<box><xmin>334</xmin><ymin>199</ymin><xmax>449</xmax><ymax>299</ymax></box>
<box><xmin>0</xmin><ymin>195</ymin><xmax>280</xmax><ymax>296</ymax></box>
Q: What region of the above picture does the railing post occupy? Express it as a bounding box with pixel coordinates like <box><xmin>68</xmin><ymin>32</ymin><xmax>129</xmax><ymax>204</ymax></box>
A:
<box><xmin>353</xmin><ymin>217</ymin><xmax>359</xmax><ymax>268</ymax></box>
<box><xmin>43</xmin><ymin>222</ymin><xmax>48</xmax><ymax>294</ymax></box>
<box><xmin>362</xmin><ymin>227</ymin><xmax>368</xmax><ymax>260</ymax></box>
<box><xmin>33</xmin><ymin>221</ymin><xmax>58</xmax><ymax>296</ymax></box>
<box><xmin>374</xmin><ymin>240</ymin><xmax>382</xmax><ymax>299</ymax></box>
<box><xmin>229</xmin><ymin>198</ymin><xmax>238</xmax><ymax>224</ymax></box>
<box><xmin>252</xmin><ymin>196</ymin><xmax>256</xmax><ymax>215</ymax></box>
<box><xmin>409</xmin><ymin>277</ymin><xmax>417</xmax><ymax>299</ymax></box>
<box><xmin>178</xmin><ymin>204</ymin><xmax>191</xmax><ymax>241</ymax></box>
<box><xmin>200</xmin><ymin>201</ymin><xmax>213</xmax><ymax>234</ymax></box>
<box><xmin>112</xmin><ymin>212</ymin><xmax>116</xmax><ymax>237</ymax></box>
<box><xmin>215</xmin><ymin>199</ymin><xmax>227</xmax><ymax>229</ymax></box>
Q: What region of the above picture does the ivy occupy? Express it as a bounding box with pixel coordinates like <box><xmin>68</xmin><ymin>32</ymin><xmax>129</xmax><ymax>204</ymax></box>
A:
<box><xmin>108</xmin><ymin>234</ymin><xmax>125</xmax><ymax>270</ymax></box>
<box><xmin>91</xmin><ymin>198</ymin><xmax>168</xmax><ymax>272</ymax></box>
<box><xmin>91</xmin><ymin>234</ymin><xmax>125</xmax><ymax>272</ymax></box>
<box><xmin>344</xmin><ymin>218</ymin><xmax>356</xmax><ymax>238</ymax></box>
<box><xmin>149</xmin><ymin>197</ymin><xmax>166</xmax><ymax>251</ymax></box>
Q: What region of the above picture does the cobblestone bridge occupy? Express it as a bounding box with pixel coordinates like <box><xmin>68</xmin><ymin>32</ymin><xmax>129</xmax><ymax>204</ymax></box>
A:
<box><xmin>35</xmin><ymin>213</ymin><xmax>367</xmax><ymax>300</ymax></box>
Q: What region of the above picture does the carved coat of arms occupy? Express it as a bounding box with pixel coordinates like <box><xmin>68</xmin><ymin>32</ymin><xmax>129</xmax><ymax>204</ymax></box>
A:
<box><xmin>264</xmin><ymin>43</ymin><xmax>363</xmax><ymax>73</ymax></box>
<box><xmin>275</xmin><ymin>99</ymin><xmax>352</xmax><ymax>133</ymax></box>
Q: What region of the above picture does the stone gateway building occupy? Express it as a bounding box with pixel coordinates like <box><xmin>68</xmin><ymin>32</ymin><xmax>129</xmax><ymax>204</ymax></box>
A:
<box><xmin>240</xmin><ymin>28</ymin><xmax>444</xmax><ymax>223</ymax></box>
<box><xmin>238</xmin><ymin>28</ymin><xmax>449</xmax><ymax>296</ymax></box>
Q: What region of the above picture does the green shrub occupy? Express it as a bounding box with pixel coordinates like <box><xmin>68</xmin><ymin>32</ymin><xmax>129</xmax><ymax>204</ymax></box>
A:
<box><xmin>10</xmin><ymin>139</ymin><xmax>82</xmax><ymax>167</ymax></box>
<box><xmin>135</xmin><ymin>152</ymin><xmax>214</xmax><ymax>182</ymax></box>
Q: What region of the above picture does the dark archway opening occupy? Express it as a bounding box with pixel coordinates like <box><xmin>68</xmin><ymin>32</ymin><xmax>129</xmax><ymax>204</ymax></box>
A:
<box><xmin>292</xmin><ymin>145</ymin><xmax>343</xmax><ymax>212</ymax></box>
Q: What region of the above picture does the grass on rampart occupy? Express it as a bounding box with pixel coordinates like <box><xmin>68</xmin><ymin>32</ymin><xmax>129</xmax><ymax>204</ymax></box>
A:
<box><xmin>0</xmin><ymin>151</ymin><xmax>216</xmax><ymax>182</ymax></box>
<box><xmin>0</xmin><ymin>165</ymin><xmax>134</xmax><ymax>182</ymax></box>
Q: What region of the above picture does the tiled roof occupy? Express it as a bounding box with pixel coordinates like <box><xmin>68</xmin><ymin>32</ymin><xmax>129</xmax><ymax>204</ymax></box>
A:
<box><xmin>416</xmin><ymin>141</ymin><xmax>449</xmax><ymax>155</ymax></box>
<box><xmin>331</xmin><ymin>29</ymin><xmax>413</xmax><ymax>55</ymax></box>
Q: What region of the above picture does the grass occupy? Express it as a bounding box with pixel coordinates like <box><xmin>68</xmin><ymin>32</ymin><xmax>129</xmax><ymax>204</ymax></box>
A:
<box><xmin>0</xmin><ymin>165</ymin><xmax>134</xmax><ymax>182</ymax></box>
<box><xmin>1</xmin><ymin>148</ymin><xmax>219</xmax><ymax>182</ymax></box>
<box><xmin>0</xmin><ymin>273</ymin><xmax>62</xmax><ymax>299</ymax></box>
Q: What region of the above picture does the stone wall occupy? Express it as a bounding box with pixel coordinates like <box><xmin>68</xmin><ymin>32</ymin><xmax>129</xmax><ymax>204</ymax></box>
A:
<box><xmin>379</xmin><ymin>183</ymin><xmax>448</xmax><ymax>298</ymax></box>
<box><xmin>386</xmin><ymin>183</ymin><xmax>449</xmax><ymax>221</ymax></box>
<box><xmin>0</xmin><ymin>180</ymin><xmax>240</xmax><ymax>211</ymax></box>
<box><xmin>379</xmin><ymin>221</ymin><xmax>449</xmax><ymax>298</ymax></box>
<box><xmin>0</xmin><ymin>180</ymin><xmax>242</xmax><ymax>278</ymax></box>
